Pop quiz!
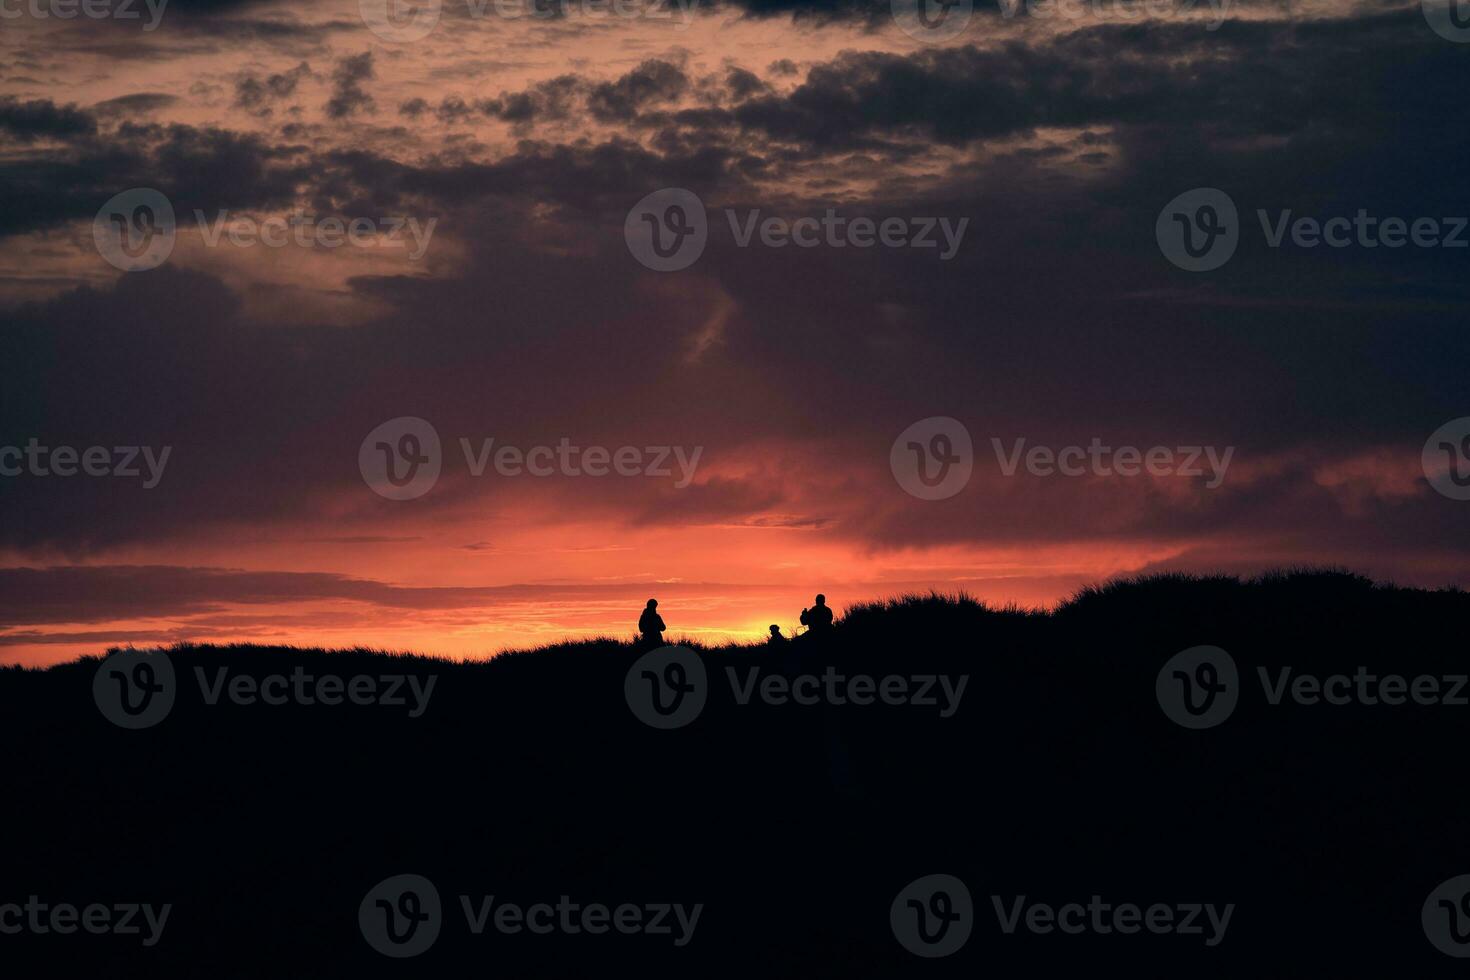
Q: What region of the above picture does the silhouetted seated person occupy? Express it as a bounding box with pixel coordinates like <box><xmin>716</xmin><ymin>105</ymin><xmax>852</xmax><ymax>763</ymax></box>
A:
<box><xmin>638</xmin><ymin>598</ymin><xmax>666</xmax><ymax>647</ymax></box>
<box><xmin>767</xmin><ymin>625</ymin><xmax>786</xmax><ymax>645</ymax></box>
<box><xmin>799</xmin><ymin>594</ymin><xmax>834</xmax><ymax>638</ymax></box>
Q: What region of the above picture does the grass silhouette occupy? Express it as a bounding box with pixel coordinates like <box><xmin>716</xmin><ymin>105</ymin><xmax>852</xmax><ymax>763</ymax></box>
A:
<box><xmin>2</xmin><ymin>568</ymin><xmax>1468</xmax><ymax>977</ymax></box>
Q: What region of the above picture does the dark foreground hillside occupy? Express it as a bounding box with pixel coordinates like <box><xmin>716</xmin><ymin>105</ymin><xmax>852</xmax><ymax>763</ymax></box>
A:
<box><xmin>4</xmin><ymin>570</ymin><xmax>1470</xmax><ymax>977</ymax></box>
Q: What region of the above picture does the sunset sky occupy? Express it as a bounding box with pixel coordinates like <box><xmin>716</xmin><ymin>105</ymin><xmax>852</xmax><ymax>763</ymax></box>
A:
<box><xmin>1</xmin><ymin>0</ymin><xmax>1467</xmax><ymax>665</ymax></box>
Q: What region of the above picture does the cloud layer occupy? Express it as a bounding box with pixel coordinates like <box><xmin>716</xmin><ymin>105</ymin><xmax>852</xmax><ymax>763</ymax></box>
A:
<box><xmin>1</xmin><ymin>0</ymin><xmax>1465</xmax><ymax>661</ymax></box>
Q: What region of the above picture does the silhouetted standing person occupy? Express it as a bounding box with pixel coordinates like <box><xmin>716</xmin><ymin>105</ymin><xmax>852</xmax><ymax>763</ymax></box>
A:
<box><xmin>800</xmin><ymin>594</ymin><xmax>834</xmax><ymax>635</ymax></box>
<box><xmin>639</xmin><ymin>599</ymin><xmax>666</xmax><ymax>647</ymax></box>
<box><xmin>795</xmin><ymin>593</ymin><xmax>852</xmax><ymax>794</ymax></box>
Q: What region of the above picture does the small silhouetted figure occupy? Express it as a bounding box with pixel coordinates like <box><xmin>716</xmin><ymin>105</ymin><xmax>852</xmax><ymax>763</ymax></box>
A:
<box><xmin>767</xmin><ymin>624</ymin><xmax>786</xmax><ymax>645</ymax></box>
<box><xmin>638</xmin><ymin>599</ymin><xmax>666</xmax><ymax>647</ymax></box>
<box><xmin>799</xmin><ymin>594</ymin><xmax>834</xmax><ymax>634</ymax></box>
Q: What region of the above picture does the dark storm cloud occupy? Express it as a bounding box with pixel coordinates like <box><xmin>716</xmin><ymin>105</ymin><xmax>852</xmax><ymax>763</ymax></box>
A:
<box><xmin>147</xmin><ymin>0</ymin><xmax>274</xmax><ymax>12</ymax></box>
<box><xmin>0</xmin><ymin>565</ymin><xmax>663</xmax><ymax>626</ymax></box>
<box><xmin>0</xmin><ymin>6</ymin><xmax>1466</xmax><ymax>575</ymax></box>
<box><xmin>701</xmin><ymin>0</ymin><xmax>1266</xmax><ymax>20</ymax></box>
<box><xmin>0</xmin><ymin>121</ymin><xmax>304</xmax><ymax>236</ymax></box>
<box><xmin>724</xmin><ymin>66</ymin><xmax>768</xmax><ymax>101</ymax></box>
<box><xmin>0</xmin><ymin>566</ymin><xmax>792</xmax><ymax>635</ymax></box>
<box><xmin>319</xmin><ymin>135</ymin><xmax>736</xmax><ymax>215</ymax></box>
<box><xmin>234</xmin><ymin>61</ymin><xmax>313</xmax><ymax>112</ymax></box>
<box><xmin>21</xmin><ymin>11</ymin><xmax>347</xmax><ymax>65</ymax></box>
<box><xmin>480</xmin><ymin>74</ymin><xmax>582</xmax><ymax>126</ymax></box>
<box><xmin>707</xmin><ymin>0</ymin><xmax>886</xmax><ymax>20</ymax></box>
<box><xmin>0</xmin><ymin>628</ymin><xmax>195</xmax><ymax>647</ymax></box>
<box><xmin>0</xmin><ymin>96</ymin><xmax>96</xmax><ymax>141</ymax></box>
<box><xmin>399</xmin><ymin>76</ymin><xmax>591</xmax><ymax>128</ymax></box>
<box><xmin>93</xmin><ymin>93</ymin><xmax>180</xmax><ymax>114</ymax></box>
<box><xmin>326</xmin><ymin>51</ymin><xmax>375</xmax><ymax>119</ymax></box>
<box><xmin>168</xmin><ymin>15</ymin><xmax>360</xmax><ymax>44</ymax></box>
<box><xmin>587</xmin><ymin>59</ymin><xmax>688</xmax><ymax>122</ymax></box>
<box><xmin>401</xmin><ymin>64</ymin><xmax>699</xmax><ymax>135</ymax></box>
<box><xmin>433</xmin><ymin>94</ymin><xmax>477</xmax><ymax>122</ymax></box>
<box><xmin>712</xmin><ymin>12</ymin><xmax>1460</xmax><ymax>151</ymax></box>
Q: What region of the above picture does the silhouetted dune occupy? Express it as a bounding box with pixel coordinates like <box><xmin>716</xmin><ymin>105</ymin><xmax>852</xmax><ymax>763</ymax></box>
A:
<box><xmin>4</xmin><ymin>569</ymin><xmax>1469</xmax><ymax>977</ymax></box>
